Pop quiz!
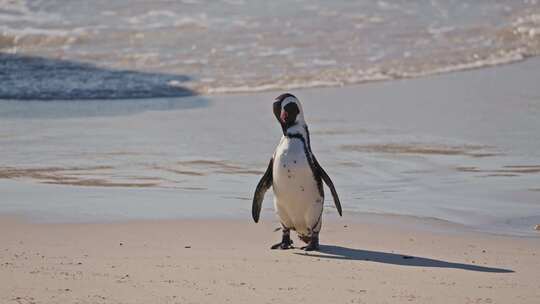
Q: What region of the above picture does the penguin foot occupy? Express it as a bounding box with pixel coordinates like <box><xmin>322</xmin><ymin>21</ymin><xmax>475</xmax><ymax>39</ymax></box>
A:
<box><xmin>270</xmin><ymin>241</ymin><xmax>293</xmax><ymax>250</ymax></box>
<box><xmin>301</xmin><ymin>237</ymin><xmax>319</xmax><ymax>251</ymax></box>
<box><xmin>271</xmin><ymin>232</ymin><xmax>293</xmax><ymax>250</ymax></box>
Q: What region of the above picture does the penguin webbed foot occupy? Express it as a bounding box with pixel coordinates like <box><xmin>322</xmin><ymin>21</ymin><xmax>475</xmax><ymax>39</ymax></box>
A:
<box><xmin>270</xmin><ymin>241</ymin><xmax>293</xmax><ymax>250</ymax></box>
<box><xmin>271</xmin><ymin>232</ymin><xmax>293</xmax><ymax>250</ymax></box>
<box><xmin>301</xmin><ymin>236</ymin><xmax>319</xmax><ymax>251</ymax></box>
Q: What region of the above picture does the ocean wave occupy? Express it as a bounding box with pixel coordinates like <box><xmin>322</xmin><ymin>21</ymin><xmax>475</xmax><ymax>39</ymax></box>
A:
<box><xmin>0</xmin><ymin>0</ymin><xmax>30</xmax><ymax>15</ymax></box>
<box><xmin>197</xmin><ymin>9</ymin><xmax>540</xmax><ymax>95</ymax></box>
<box><xmin>0</xmin><ymin>26</ymin><xmax>88</xmax><ymax>49</ymax></box>
<box><xmin>0</xmin><ymin>0</ymin><xmax>59</xmax><ymax>24</ymax></box>
<box><xmin>512</xmin><ymin>13</ymin><xmax>540</xmax><ymax>37</ymax></box>
<box><xmin>1</xmin><ymin>1</ymin><xmax>540</xmax><ymax>98</ymax></box>
<box><xmin>202</xmin><ymin>72</ymin><xmax>391</xmax><ymax>94</ymax></box>
<box><xmin>126</xmin><ymin>11</ymin><xmax>209</xmax><ymax>30</ymax></box>
<box><xmin>222</xmin><ymin>0</ymin><xmax>245</xmax><ymax>5</ymax></box>
<box><xmin>198</xmin><ymin>49</ymin><xmax>532</xmax><ymax>95</ymax></box>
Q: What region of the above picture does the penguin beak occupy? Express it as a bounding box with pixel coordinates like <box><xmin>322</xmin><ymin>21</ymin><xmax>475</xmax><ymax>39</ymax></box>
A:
<box><xmin>273</xmin><ymin>100</ymin><xmax>282</xmax><ymax>123</ymax></box>
<box><xmin>280</xmin><ymin>111</ymin><xmax>288</xmax><ymax>123</ymax></box>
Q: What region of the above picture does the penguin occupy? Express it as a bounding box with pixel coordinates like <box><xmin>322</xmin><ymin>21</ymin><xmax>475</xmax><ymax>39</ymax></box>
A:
<box><xmin>252</xmin><ymin>93</ymin><xmax>342</xmax><ymax>251</ymax></box>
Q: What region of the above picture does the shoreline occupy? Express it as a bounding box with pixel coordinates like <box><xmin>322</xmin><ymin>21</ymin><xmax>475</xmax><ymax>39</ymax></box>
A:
<box><xmin>1</xmin><ymin>54</ymin><xmax>538</xmax><ymax>103</ymax></box>
<box><xmin>201</xmin><ymin>52</ymin><xmax>537</xmax><ymax>96</ymax></box>
<box><xmin>1</xmin><ymin>216</ymin><xmax>539</xmax><ymax>303</ymax></box>
<box><xmin>1</xmin><ymin>56</ymin><xmax>540</xmax><ymax>237</ymax></box>
<box><xmin>3</xmin><ymin>208</ymin><xmax>539</xmax><ymax>239</ymax></box>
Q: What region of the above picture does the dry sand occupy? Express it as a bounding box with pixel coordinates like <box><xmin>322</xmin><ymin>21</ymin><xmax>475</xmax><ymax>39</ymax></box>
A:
<box><xmin>1</xmin><ymin>217</ymin><xmax>538</xmax><ymax>304</ymax></box>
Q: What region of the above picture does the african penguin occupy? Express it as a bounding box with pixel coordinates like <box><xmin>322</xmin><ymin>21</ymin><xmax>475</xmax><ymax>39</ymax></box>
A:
<box><xmin>252</xmin><ymin>93</ymin><xmax>342</xmax><ymax>251</ymax></box>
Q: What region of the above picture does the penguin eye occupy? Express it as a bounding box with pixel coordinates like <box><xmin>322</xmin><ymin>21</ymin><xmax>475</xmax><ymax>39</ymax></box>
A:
<box><xmin>283</xmin><ymin>102</ymin><xmax>299</xmax><ymax>122</ymax></box>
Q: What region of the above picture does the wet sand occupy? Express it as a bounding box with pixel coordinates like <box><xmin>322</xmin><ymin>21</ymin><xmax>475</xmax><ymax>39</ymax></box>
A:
<box><xmin>0</xmin><ymin>52</ymin><xmax>540</xmax><ymax>304</ymax></box>
<box><xmin>1</xmin><ymin>57</ymin><xmax>540</xmax><ymax>234</ymax></box>
<box><xmin>1</xmin><ymin>217</ymin><xmax>539</xmax><ymax>304</ymax></box>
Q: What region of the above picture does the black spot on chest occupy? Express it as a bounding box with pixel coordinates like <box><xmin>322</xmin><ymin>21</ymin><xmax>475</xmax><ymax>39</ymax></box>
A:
<box><xmin>286</xmin><ymin>133</ymin><xmax>324</xmax><ymax>197</ymax></box>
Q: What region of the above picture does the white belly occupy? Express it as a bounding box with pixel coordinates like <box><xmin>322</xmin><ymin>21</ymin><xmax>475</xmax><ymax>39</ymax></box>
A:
<box><xmin>272</xmin><ymin>137</ymin><xmax>323</xmax><ymax>236</ymax></box>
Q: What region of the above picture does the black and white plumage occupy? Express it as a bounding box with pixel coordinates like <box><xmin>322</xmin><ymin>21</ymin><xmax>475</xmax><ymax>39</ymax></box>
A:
<box><xmin>252</xmin><ymin>93</ymin><xmax>342</xmax><ymax>251</ymax></box>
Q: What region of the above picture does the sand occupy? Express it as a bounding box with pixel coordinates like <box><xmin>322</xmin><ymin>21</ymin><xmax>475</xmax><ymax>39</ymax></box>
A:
<box><xmin>1</xmin><ymin>217</ymin><xmax>539</xmax><ymax>304</ymax></box>
<box><xmin>1</xmin><ymin>47</ymin><xmax>540</xmax><ymax>304</ymax></box>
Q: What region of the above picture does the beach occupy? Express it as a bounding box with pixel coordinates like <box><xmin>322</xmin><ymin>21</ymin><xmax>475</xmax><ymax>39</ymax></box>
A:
<box><xmin>1</xmin><ymin>217</ymin><xmax>539</xmax><ymax>304</ymax></box>
<box><xmin>1</xmin><ymin>1</ymin><xmax>540</xmax><ymax>302</ymax></box>
<box><xmin>1</xmin><ymin>57</ymin><xmax>540</xmax><ymax>303</ymax></box>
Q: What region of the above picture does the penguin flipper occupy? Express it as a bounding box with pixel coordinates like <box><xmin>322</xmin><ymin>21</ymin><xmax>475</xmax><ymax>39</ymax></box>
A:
<box><xmin>252</xmin><ymin>157</ymin><xmax>273</xmax><ymax>223</ymax></box>
<box><xmin>314</xmin><ymin>157</ymin><xmax>342</xmax><ymax>216</ymax></box>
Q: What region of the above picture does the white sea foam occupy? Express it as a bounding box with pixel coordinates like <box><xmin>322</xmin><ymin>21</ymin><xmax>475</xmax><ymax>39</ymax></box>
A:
<box><xmin>0</xmin><ymin>0</ymin><xmax>30</xmax><ymax>14</ymax></box>
<box><xmin>0</xmin><ymin>0</ymin><xmax>58</xmax><ymax>23</ymax></box>
<box><xmin>127</xmin><ymin>10</ymin><xmax>177</xmax><ymax>24</ymax></box>
<box><xmin>513</xmin><ymin>13</ymin><xmax>540</xmax><ymax>37</ymax></box>
<box><xmin>1</xmin><ymin>0</ymin><xmax>540</xmax><ymax>97</ymax></box>
<box><xmin>390</xmin><ymin>50</ymin><xmax>528</xmax><ymax>79</ymax></box>
<box><xmin>427</xmin><ymin>26</ymin><xmax>455</xmax><ymax>36</ymax></box>
<box><xmin>257</xmin><ymin>47</ymin><xmax>295</xmax><ymax>57</ymax></box>
<box><xmin>312</xmin><ymin>59</ymin><xmax>337</xmax><ymax>66</ymax></box>
<box><xmin>202</xmin><ymin>69</ymin><xmax>392</xmax><ymax>94</ymax></box>
<box><xmin>222</xmin><ymin>0</ymin><xmax>245</xmax><ymax>5</ymax></box>
<box><xmin>0</xmin><ymin>25</ymin><xmax>88</xmax><ymax>48</ymax></box>
<box><xmin>125</xmin><ymin>11</ymin><xmax>209</xmax><ymax>30</ymax></box>
<box><xmin>205</xmin><ymin>81</ymin><xmax>342</xmax><ymax>94</ymax></box>
<box><xmin>173</xmin><ymin>16</ymin><xmax>209</xmax><ymax>30</ymax></box>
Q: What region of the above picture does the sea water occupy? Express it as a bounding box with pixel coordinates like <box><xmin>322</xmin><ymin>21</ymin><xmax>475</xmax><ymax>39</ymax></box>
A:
<box><xmin>1</xmin><ymin>0</ymin><xmax>540</xmax><ymax>98</ymax></box>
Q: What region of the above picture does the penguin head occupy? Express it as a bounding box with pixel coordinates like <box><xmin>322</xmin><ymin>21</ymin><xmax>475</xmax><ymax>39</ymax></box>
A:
<box><xmin>273</xmin><ymin>93</ymin><xmax>305</xmax><ymax>134</ymax></box>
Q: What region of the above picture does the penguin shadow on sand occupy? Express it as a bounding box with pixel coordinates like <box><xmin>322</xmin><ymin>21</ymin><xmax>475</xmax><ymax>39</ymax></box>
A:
<box><xmin>294</xmin><ymin>245</ymin><xmax>513</xmax><ymax>273</ymax></box>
